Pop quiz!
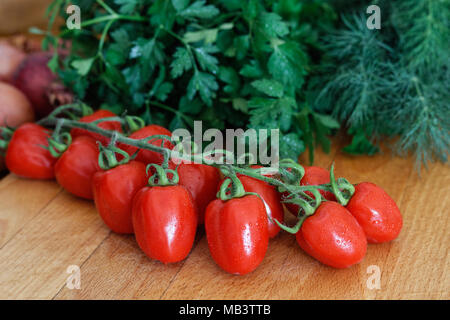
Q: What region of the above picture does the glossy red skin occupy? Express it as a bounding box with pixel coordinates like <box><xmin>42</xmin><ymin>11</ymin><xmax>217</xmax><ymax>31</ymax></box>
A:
<box><xmin>346</xmin><ymin>182</ymin><xmax>403</xmax><ymax>244</ymax></box>
<box><xmin>132</xmin><ymin>185</ymin><xmax>197</xmax><ymax>263</ymax></box>
<box><xmin>54</xmin><ymin>136</ymin><xmax>101</xmax><ymax>199</ymax></box>
<box><xmin>285</xmin><ymin>166</ymin><xmax>336</xmax><ymax>215</ymax></box>
<box><xmin>218</xmin><ymin>174</ymin><xmax>284</xmax><ymax>238</ymax></box>
<box><xmin>296</xmin><ymin>201</ymin><xmax>367</xmax><ymax>269</ymax></box>
<box><xmin>205</xmin><ymin>195</ymin><xmax>269</xmax><ymax>275</ymax></box>
<box><xmin>70</xmin><ymin>110</ymin><xmax>122</xmax><ymax>145</ymax></box>
<box><xmin>121</xmin><ymin>125</ymin><xmax>173</xmax><ymax>165</ymax></box>
<box><xmin>241</xmin><ymin>176</ymin><xmax>284</xmax><ymax>238</ymax></box>
<box><xmin>178</xmin><ymin>163</ymin><xmax>221</xmax><ymax>224</ymax></box>
<box><xmin>93</xmin><ymin>161</ymin><xmax>147</xmax><ymax>234</ymax></box>
<box><xmin>5</xmin><ymin>123</ymin><xmax>56</xmax><ymax>179</ymax></box>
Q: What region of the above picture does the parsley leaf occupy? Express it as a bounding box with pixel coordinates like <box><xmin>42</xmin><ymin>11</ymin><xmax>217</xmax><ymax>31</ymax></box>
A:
<box><xmin>187</xmin><ymin>71</ymin><xmax>218</xmax><ymax>106</ymax></box>
<box><xmin>170</xmin><ymin>47</ymin><xmax>192</xmax><ymax>78</ymax></box>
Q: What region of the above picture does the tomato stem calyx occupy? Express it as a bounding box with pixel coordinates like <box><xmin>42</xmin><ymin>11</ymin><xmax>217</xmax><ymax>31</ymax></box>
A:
<box><xmin>147</xmin><ymin>164</ymin><xmax>179</xmax><ymax>187</ymax></box>
<box><xmin>329</xmin><ymin>163</ymin><xmax>355</xmax><ymax>206</ymax></box>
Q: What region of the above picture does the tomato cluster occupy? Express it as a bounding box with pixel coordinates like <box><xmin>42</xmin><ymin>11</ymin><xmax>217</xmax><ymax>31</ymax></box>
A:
<box><xmin>3</xmin><ymin>111</ymin><xmax>403</xmax><ymax>275</ymax></box>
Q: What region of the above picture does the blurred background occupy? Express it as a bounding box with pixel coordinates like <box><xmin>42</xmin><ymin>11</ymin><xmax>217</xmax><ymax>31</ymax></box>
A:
<box><xmin>0</xmin><ymin>0</ymin><xmax>54</xmax><ymax>35</ymax></box>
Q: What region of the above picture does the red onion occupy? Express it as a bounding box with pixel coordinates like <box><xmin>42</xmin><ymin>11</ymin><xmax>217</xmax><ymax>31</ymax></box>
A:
<box><xmin>13</xmin><ymin>52</ymin><xmax>73</xmax><ymax>119</ymax></box>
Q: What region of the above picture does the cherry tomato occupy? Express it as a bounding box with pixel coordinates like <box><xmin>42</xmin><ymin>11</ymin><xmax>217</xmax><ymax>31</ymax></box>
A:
<box><xmin>240</xmin><ymin>176</ymin><xmax>284</xmax><ymax>238</ymax></box>
<box><xmin>5</xmin><ymin>123</ymin><xmax>56</xmax><ymax>179</ymax></box>
<box><xmin>346</xmin><ymin>182</ymin><xmax>403</xmax><ymax>244</ymax></box>
<box><xmin>70</xmin><ymin>110</ymin><xmax>122</xmax><ymax>145</ymax></box>
<box><xmin>54</xmin><ymin>136</ymin><xmax>101</xmax><ymax>199</ymax></box>
<box><xmin>296</xmin><ymin>201</ymin><xmax>367</xmax><ymax>268</ymax></box>
<box><xmin>93</xmin><ymin>161</ymin><xmax>147</xmax><ymax>234</ymax></box>
<box><xmin>205</xmin><ymin>195</ymin><xmax>269</xmax><ymax>275</ymax></box>
<box><xmin>177</xmin><ymin>163</ymin><xmax>221</xmax><ymax>224</ymax></box>
<box><xmin>132</xmin><ymin>185</ymin><xmax>197</xmax><ymax>263</ymax></box>
<box><xmin>218</xmin><ymin>171</ymin><xmax>284</xmax><ymax>238</ymax></box>
<box><xmin>121</xmin><ymin>125</ymin><xmax>173</xmax><ymax>165</ymax></box>
<box><xmin>285</xmin><ymin>166</ymin><xmax>336</xmax><ymax>215</ymax></box>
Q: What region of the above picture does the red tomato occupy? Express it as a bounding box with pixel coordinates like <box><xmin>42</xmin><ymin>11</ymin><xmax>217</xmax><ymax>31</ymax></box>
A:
<box><xmin>218</xmin><ymin>172</ymin><xmax>284</xmax><ymax>238</ymax></box>
<box><xmin>285</xmin><ymin>166</ymin><xmax>336</xmax><ymax>215</ymax></box>
<box><xmin>54</xmin><ymin>136</ymin><xmax>101</xmax><ymax>199</ymax></box>
<box><xmin>121</xmin><ymin>125</ymin><xmax>173</xmax><ymax>165</ymax></box>
<box><xmin>346</xmin><ymin>182</ymin><xmax>403</xmax><ymax>244</ymax></box>
<box><xmin>5</xmin><ymin>123</ymin><xmax>56</xmax><ymax>179</ymax></box>
<box><xmin>70</xmin><ymin>110</ymin><xmax>122</xmax><ymax>145</ymax></box>
<box><xmin>177</xmin><ymin>163</ymin><xmax>221</xmax><ymax>224</ymax></box>
<box><xmin>132</xmin><ymin>185</ymin><xmax>197</xmax><ymax>263</ymax></box>
<box><xmin>240</xmin><ymin>176</ymin><xmax>284</xmax><ymax>238</ymax></box>
<box><xmin>296</xmin><ymin>201</ymin><xmax>367</xmax><ymax>268</ymax></box>
<box><xmin>93</xmin><ymin>161</ymin><xmax>147</xmax><ymax>234</ymax></box>
<box><xmin>205</xmin><ymin>195</ymin><xmax>269</xmax><ymax>275</ymax></box>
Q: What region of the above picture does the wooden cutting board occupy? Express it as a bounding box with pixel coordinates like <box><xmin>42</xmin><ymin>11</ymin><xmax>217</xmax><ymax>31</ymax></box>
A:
<box><xmin>0</xmin><ymin>142</ymin><xmax>448</xmax><ymax>300</ymax></box>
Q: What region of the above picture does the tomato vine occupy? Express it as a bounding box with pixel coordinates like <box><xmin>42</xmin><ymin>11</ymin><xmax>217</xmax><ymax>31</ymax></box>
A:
<box><xmin>1</xmin><ymin>103</ymin><xmax>355</xmax><ymax>233</ymax></box>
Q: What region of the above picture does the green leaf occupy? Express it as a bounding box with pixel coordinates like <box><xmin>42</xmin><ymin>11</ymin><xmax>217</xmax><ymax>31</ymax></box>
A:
<box><xmin>110</xmin><ymin>29</ymin><xmax>131</xmax><ymax>50</ymax></box>
<box><xmin>257</xmin><ymin>12</ymin><xmax>289</xmax><ymax>38</ymax></box>
<box><xmin>148</xmin><ymin>0</ymin><xmax>177</xmax><ymax>29</ymax></box>
<box><xmin>154</xmin><ymin>82</ymin><xmax>173</xmax><ymax>101</ymax></box>
<box><xmin>343</xmin><ymin>128</ymin><xmax>379</xmax><ymax>155</ymax></box>
<box><xmin>114</xmin><ymin>0</ymin><xmax>139</xmax><ymax>15</ymax></box>
<box><xmin>268</xmin><ymin>42</ymin><xmax>308</xmax><ymax>89</ymax></box>
<box><xmin>194</xmin><ymin>45</ymin><xmax>219</xmax><ymax>73</ymax></box>
<box><xmin>248</xmin><ymin>96</ymin><xmax>295</xmax><ymax>131</ymax></box>
<box><xmin>243</xmin><ymin>0</ymin><xmax>263</xmax><ymax>21</ymax></box>
<box><xmin>240</xmin><ymin>60</ymin><xmax>264</xmax><ymax>78</ymax></box>
<box><xmin>184</xmin><ymin>29</ymin><xmax>218</xmax><ymax>43</ymax></box>
<box><xmin>47</xmin><ymin>53</ymin><xmax>59</xmax><ymax>73</ymax></box>
<box><xmin>71</xmin><ymin>57</ymin><xmax>96</xmax><ymax>76</ymax></box>
<box><xmin>314</xmin><ymin>113</ymin><xmax>340</xmax><ymax>130</ymax></box>
<box><xmin>187</xmin><ymin>71</ymin><xmax>218</xmax><ymax>106</ymax></box>
<box><xmin>280</xmin><ymin>132</ymin><xmax>305</xmax><ymax>160</ymax></box>
<box><xmin>171</xmin><ymin>0</ymin><xmax>190</xmax><ymax>11</ymax></box>
<box><xmin>178</xmin><ymin>0</ymin><xmax>219</xmax><ymax>19</ymax></box>
<box><xmin>170</xmin><ymin>47</ymin><xmax>192</xmax><ymax>78</ymax></box>
<box><xmin>130</xmin><ymin>38</ymin><xmax>165</xmax><ymax>69</ymax></box>
<box><xmin>169</xmin><ymin>115</ymin><xmax>186</xmax><ymax>131</ymax></box>
<box><xmin>232</xmin><ymin>98</ymin><xmax>248</xmax><ymax>113</ymax></box>
<box><xmin>179</xmin><ymin>96</ymin><xmax>203</xmax><ymax>115</ymax></box>
<box><xmin>122</xmin><ymin>65</ymin><xmax>143</xmax><ymax>91</ymax></box>
<box><xmin>105</xmin><ymin>44</ymin><xmax>128</xmax><ymax>65</ymax></box>
<box><xmin>219</xmin><ymin>66</ymin><xmax>240</xmax><ymax>95</ymax></box>
<box><xmin>234</xmin><ymin>35</ymin><xmax>249</xmax><ymax>60</ymax></box>
<box><xmin>251</xmin><ymin>79</ymin><xmax>284</xmax><ymax>98</ymax></box>
<box><xmin>297</xmin><ymin>107</ymin><xmax>314</xmax><ymax>164</ymax></box>
<box><xmin>184</xmin><ymin>23</ymin><xmax>233</xmax><ymax>44</ymax></box>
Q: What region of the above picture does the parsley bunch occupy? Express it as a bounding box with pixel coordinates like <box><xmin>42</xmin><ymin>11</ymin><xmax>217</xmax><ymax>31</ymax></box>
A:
<box><xmin>44</xmin><ymin>0</ymin><xmax>338</xmax><ymax>161</ymax></box>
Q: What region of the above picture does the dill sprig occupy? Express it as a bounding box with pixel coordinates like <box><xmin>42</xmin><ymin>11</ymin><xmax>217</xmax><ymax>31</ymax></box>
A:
<box><xmin>315</xmin><ymin>1</ymin><xmax>449</xmax><ymax>168</ymax></box>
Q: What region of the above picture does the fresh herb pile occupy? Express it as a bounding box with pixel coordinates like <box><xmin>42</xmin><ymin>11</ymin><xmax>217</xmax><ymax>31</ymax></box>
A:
<box><xmin>314</xmin><ymin>0</ymin><xmax>449</xmax><ymax>167</ymax></box>
<box><xmin>42</xmin><ymin>0</ymin><xmax>449</xmax><ymax>167</ymax></box>
<box><xmin>43</xmin><ymin>0</ymin><xmax>338</xmax><ymax>162</ymax></box>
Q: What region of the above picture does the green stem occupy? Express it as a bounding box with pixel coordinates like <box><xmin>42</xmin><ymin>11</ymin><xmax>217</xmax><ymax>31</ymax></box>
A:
<box><xmin>147</xmin><ymin>101</ymin><xmax>194</xmax><ymax>127</ymax></box>
<box><xmin>96</xmin><ymin>0</ymin><xmax>116</xmax><ymax>15</ymax></box>
<box><xmin>160</xmin><ymin>25</ymin><xmax>199</xmax><ymax>71</ymax></box>
<box><xmin>59</xmin><ymin>14</ymin><xmax>146</xmax><ymax>38</ymax></box>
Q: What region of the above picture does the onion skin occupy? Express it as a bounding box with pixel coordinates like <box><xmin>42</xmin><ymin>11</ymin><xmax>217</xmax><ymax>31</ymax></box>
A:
<box><xmin>0</xmin><ymin>82</ymin><xmax>35</xmax><ymax>174</ymax></box>
<box><xmin>0</xmin><ymin>82</ymin><xmax>35</xmax><ymax>127</ymax></box>
<box><xmin>12</xmin><ymin>52</ymin><xmax>60</xmax><ymax>118</ymax></box>
<box><xmin>0</xmin><ymin>41</ymin><xmax>26</xmax><ymax>83</ymax></box>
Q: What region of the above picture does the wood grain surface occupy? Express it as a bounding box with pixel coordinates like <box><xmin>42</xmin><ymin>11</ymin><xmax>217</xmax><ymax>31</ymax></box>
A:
<box><xmin>0</xmin><ymin>145</ymin><xmax>448</xmax><ymax>300</ymax></box>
